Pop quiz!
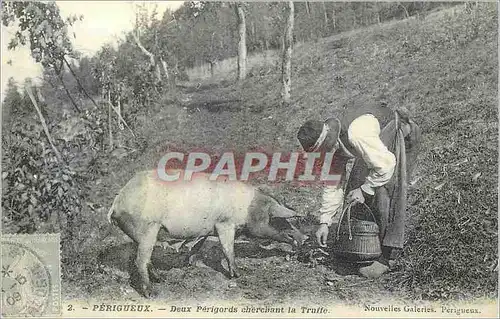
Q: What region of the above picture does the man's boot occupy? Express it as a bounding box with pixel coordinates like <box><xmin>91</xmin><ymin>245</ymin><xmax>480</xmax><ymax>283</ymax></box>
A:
<box><xmin>359</xmin><ymin>246</ymin><xmax>393</xmax><ymax>278</ymax></box>
<box><xmin>359</xmin><ymin>260</ymin><xmax>390</xmax><ymax>278</ymax></box>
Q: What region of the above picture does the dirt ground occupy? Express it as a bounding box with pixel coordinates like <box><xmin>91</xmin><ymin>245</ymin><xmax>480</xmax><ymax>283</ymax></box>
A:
<box><xmin>64</xmin><ymin>235</ymin><xmax>410</xmax><ymax>307</ymax></box>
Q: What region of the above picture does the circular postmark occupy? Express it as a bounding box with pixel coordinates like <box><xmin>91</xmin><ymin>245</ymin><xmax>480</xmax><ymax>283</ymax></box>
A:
<box><xmin>1</xmin><ymin>242</ymin><xmax>52</xmax><ymax>317</ymax></box>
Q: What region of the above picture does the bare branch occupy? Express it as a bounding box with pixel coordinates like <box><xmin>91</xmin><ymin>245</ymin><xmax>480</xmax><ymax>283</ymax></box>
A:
<box><xmin>63</xmin><ymin>56</ymin><xmax>99</xmax><ymax>107</ymax></box>
<box><xmin>58</xmin><ymin>72</ymin><xmax>81</xmax><ymax>113</ymax></box>
<box><xmin>25</xmin><ymin>85</ymin><xmax>63</xmax><ymax>163</ymax></box>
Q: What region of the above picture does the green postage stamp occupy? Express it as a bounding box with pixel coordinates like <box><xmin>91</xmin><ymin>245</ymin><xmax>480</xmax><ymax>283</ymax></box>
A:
<box><xmin>1</xmin><ymin>233</ymin><xmax>62</xmax><ymax>317</ymax></box>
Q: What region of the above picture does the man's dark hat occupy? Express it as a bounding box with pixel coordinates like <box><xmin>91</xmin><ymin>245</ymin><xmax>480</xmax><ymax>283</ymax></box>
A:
<box><xmin>297</xmin><ymin>117</ymin><xmax>341</xmax><ymax>152</ymax></box>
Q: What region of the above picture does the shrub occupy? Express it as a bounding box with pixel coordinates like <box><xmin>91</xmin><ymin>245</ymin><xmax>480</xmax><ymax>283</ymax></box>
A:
<box><xmin>2</xmin><ymin>117</ymin><xmax>84</xmax><ymax>236</ymax></box>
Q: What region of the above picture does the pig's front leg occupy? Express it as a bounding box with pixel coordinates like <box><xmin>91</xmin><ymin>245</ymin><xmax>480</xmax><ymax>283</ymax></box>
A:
<box><xmin>185</xmin><ymin>236</ymin><xmax>209</xmax><ymax>266</ymax></box>
<box><xmin>215</xmin><ymin>222</ymin><xmax>240</xmax><ymax>278</ymax></box>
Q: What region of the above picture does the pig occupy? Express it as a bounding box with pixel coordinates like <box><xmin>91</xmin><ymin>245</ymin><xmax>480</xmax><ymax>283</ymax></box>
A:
<box><xmin>107</xmin><ymin>169</ymin><xmax>308</xmax><ymax>297</ymax></box>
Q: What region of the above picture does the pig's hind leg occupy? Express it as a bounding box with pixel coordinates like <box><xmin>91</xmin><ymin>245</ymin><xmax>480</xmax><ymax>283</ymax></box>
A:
<box><xmin>215</xmin><ymin>223</ymin><xmax>240</xmax><ymax>278</ymax></box>
<box><xmin>135</xmin><ymin>222</ymin><xmax>161</xmax><ymax>298</ymax></box>
<box><xmin>112</xmin><ymin>211</ymin><xmax>162</xmax><ymax>290</ymax></box>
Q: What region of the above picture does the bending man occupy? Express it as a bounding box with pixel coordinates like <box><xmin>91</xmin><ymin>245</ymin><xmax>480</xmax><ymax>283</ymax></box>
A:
<box><xmin>296</xmin><ymin>101</ymin><xmax>421</xmax><ymax>278</ymax></box>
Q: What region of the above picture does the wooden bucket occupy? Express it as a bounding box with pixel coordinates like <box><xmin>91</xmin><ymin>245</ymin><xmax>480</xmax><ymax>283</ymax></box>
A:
<box><xmin>331</xmin><ymin>202</ymin><xmax>382</xmax><ymax>263</ymax></box>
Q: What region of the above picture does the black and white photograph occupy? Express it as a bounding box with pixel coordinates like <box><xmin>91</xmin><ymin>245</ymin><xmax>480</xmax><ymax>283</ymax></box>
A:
<box><xmin>1</xmin><ymin>0</ymin><xmax>498</xmax><ymax>317</ymax></box>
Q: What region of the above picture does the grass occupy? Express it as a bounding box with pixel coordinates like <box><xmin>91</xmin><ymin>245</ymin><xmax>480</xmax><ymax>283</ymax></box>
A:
<box><xmin>64</xmin><ymin>3</ymin><xmax>497</xmax><ymax>303</ymax></box>
<box><xmin>186</xmin><ymin>50</ymin><xmax>279</xmax><ymax>83</ymax></box>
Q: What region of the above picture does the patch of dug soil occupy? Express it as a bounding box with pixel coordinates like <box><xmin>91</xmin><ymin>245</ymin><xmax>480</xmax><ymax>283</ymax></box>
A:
<box><xmin>71</xmin><ymin>237</ymin><xmax>405</xmax><ymax>306</ymax></box>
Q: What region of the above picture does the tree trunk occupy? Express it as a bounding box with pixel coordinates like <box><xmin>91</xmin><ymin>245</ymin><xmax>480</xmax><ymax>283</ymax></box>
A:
<box><xmin>281</xmin><ymin>1</ymin><xmax>294</xmax><ymax>105</ymax></box>
<box><xmin>106</xmin><ymin>99</ymin><xmax>136</xmax><ymax>138</ymax></box>
<box><xmin>1</xmin><ymin>91</ymin><xmax>11</xmax><ymax>146</ymax></box>
<box><xmin>117</xmin><ymin>99</ymin><xmax>124</xmax><ymax>130</ymax></box>
<box><xmin>160</xmin><ymin>57</ymin><xmax>176</xmax><ymax>92</ymax></box>
<box><xmin>305</xmin><ymin>2</ymin><xmax>313</xmax><ymax>39</ymax></box>
<box><xmin>322</xmin><ymin>2</ymin><xmax>329</xmax><ymax>30</ymax></box>
<box><xmin>398</xmin><ymin>2</ymin><xmax>410</xmax><ymax>19</ymax></box>
<box><xmin>235</xmin><ymin>3</ymin><xmax>247</xmax><ymax>80</ymax></box>
<box><xmin>133</xmin><ymin>32</ymin><xmax>155</xmax><ymax>66</ymax></box>
<box><xmin>35</xmin><ymin>86</ymin><xmax>45</xmax><ymax>103</ymax></box>
<box><xmin>155</xmin><ymin>64</ymin><xmax>162</xmax><ymax>84</ymax></box>
<box><xmin>209</xmin><ymin>61</ymin><xmax>215</xmax><ymax>77</ymax></box>
<box><xmin>25</xmin><ymin>86</ymin><xmax>63</xmax><ymax>163</ymax></box>
<box><xmin>108</xmin><ymin>92</ymin><xmax>113</xmax><ymax>150</ymax></box>
<box><xmin>332</xmin><ymin>8</ymin><xmax>337</xmax><ymax>30</ymax></box>
<box><xmin>251</xmin><ymin>20</ymin><xmax>256</xmax><ymax>45</ymax></box>
<box><xmin>160</xmin><ymin>58</ymin><xmax>169</xmax><ymax>82</ymax></box>
<box><xmin>171</xmin><ymin>61</ymin><xmax>179</xmax><ymax>89</ymax></box>
<box><xmin>132</xmin><ymin>32</ymin><xmax>163</xmax><ymax>84</ymax></box>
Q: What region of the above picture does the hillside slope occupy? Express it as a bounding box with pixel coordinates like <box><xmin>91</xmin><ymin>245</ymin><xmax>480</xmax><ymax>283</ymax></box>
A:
<box><xmin>67</xmin><ymin>3</ymin><xmax>497</xmax><ymax>305</ymax></box>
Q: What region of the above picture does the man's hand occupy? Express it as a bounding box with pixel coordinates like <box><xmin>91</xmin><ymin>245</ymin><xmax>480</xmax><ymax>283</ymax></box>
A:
<box><xmin>316</xmin><ymin>224</ymin><xmax>329</xmax><ymax>247</ymax></box>
<box><xmin>347</xmin><ymin>187</ymin><xmax>365</xmax><ymax>204</ymax></box>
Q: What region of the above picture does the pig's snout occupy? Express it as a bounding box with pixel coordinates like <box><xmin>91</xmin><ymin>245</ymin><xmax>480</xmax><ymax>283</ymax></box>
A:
<box><xmin>281</xmin><ymin>229</ymin><xmax>309</xmax><ymax>247</ymax></box>
<box><xmin>287</xmin><ymin>220</ymin><xmax>309</xmax><ymax>247</ymax></box>
<box><xmin>297</xmin><ymin>234</ymin><xmax>310</xmax><ymax>246</ymax></box>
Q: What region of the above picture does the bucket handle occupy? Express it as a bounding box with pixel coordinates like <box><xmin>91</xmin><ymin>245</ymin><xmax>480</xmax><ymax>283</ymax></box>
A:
<box><xmin>336</xmin><ymin>202</ymin><xmax>353</xmax><ymax>241</ymax></box>
<box><xmin>360</xmin><ymin>202</ymin><xmax>378</xmax><ymax>224</ymax></box>
<box><xmin>335</xmin><ymin>201</ymin><xmax>378</xmax><ymax>242</ymax></box>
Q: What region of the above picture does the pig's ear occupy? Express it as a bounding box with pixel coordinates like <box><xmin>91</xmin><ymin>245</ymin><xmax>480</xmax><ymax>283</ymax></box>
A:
<box><xmin>270</xmin><ymin>204</ymin><xmax>300</xmax><ymax>219</ymax></box>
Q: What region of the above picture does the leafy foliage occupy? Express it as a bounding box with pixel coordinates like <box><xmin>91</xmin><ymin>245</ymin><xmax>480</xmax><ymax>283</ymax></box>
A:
<box><xmin>2</xmin><ymin>91</ymin><xmax>109</xmax><ymax>238</ymax></box>
<box><xmin>2</xmin><ymin>113</ymin><xmax>83</xmax><ymax>235</ymax></box>
<box><xmin>2</xmin><ymin>78</ymin><xmax>24</xmax><ymax>141</ymax></box>
<box><xmin>2</xmin><ymin>1</ymin><xmax>81</xmax><ymax>68</ymax></box>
